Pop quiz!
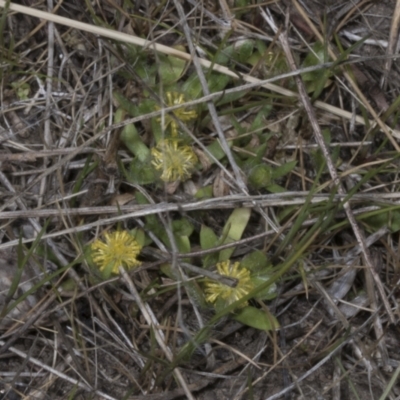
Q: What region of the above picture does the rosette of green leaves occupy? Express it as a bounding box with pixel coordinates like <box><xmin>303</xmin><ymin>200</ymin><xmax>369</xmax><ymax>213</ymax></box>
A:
<box><xmin>200</xmin><ymin>208</ymin><xmax>279</xmax><ymax>330</ymax></box>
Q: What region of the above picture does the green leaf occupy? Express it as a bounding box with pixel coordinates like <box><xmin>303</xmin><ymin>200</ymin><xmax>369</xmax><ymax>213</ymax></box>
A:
<box><xmin>215</xmin><ymin>89</ymin><xmax>251</xmax><ymax>107</ymax></box>
<box><xmin>130</xmin><ymin>228</ymin><xmax>148</xmax><ymax>247</ymax></box>
<box><xmin>175</xmin><ymin>235</ymin><xmax>191</xmax><ymax>254</ymax></box>
<box><xmin>195</xmin><ymin>185</ymin><xmax>213</xmax><ymax>199</ymax></box>
<box><xmin>185</xmin><ymin>280</ymin><xmax>208</xmax><ymax>308</ymax></box>
<box><xmin>233</xmin><ymin>306</ymin><xmax>279</xmax><ymax>330</ymax></box>
<box><xmin>206</xmin><ymin>140</ymin><xmax>228</xmax><ymax>162</ymax></box>
<box><xmin>250</xmin><ymin>106</ymin><xmax>272</xmax><ymax>132</ymax></box>
<box><xmin>182</xmin><ymin>73</ymin><xmax>203</xmax><ymax>99</ymax></box>
<box><xmin>200</xmin><ymin>225</ymin><xmax>218</xmax><ymax>250</ymax></box>
<box><xmin>266</xmin><ymin>183</ymin><xmax>286</xmax><ymax>193</ymax></box>
<box><xmin>249</xmin><ymin>164</ymin><xmax>272</xmax><ymax>189</ymax></box>
<box><xmin>208</xmin><ymin>73</ymin><xmax>231</xmax><ymax>94</ymax></box>
<box><xmin>135</xmin><ymin>192</ymin><xmax>158</xmax><ymax>228</ymax></box>
<box><xmin>158</xmin><ymin>51</ymin><xmax>187</xmax><ymax>85</ymax></box>
<box><xmin>135</xmin><ymin>61</ymin><xmax>157</xmax><ymax>88</ymax></box>
<box><xmin>255</xmin><ymin>39</ymin><xmax>267</xmax><ymax>55</ymax></box>
<box><xmin>322</xmin><ymin>128</ymin><xmax>331</xmax><ymax>144</ymax></box>
<box><xmin>128</xmin><ymin>157</ymin><xmax>156</xmax><ymax>185</ymax></box>
<box><xmin>234</xmin><ymin>0</ymin><xmax>256</xmax><ymax>13</ymax></box>
<box><xmin>214</xmin><ymin>296</ymin><xmax>246</xmax><ymax>313</ymax></box>
<box><xmin>241</xmin><ymin>250</ymin><xmax>269</xmax><ymax>272</ymax></box>
<box><xmin>138</xmin><ymin>98</ymin><xmax>158</xmax><ymax>114</ymax></box>
<box><xmin>229</xmin><ymin>116</ymin><xmax>245</xmax><ymax>136</ymax></box>
<box><xmin>301</xmin><ymin>42</ymin><xmax>331</xmax><ymax>94</ymax></box>
<box><xmin>310</xmin><ymin>148</ymin><xmax>326</xmax><ymax>175</ymax></box>
<box><xmin>121</xmin><ymin>123</ymin><xmax>150</xmax><ymax>161</ymax></box>
<box><xmin>101</xmin><ymin>261</ymin><xmax>116</xmax><ymax>279</ymax></box>
<box><xmin>113</xmin><ymin>92</ymin><xmax>139</xmax><ymax>117</ymax></box>
<box><xmin>235</xmin><ymin>39</ymin><xmax>254</xmax><ymax>64</ymax></box>
<box><xmin>243</xmin><ymin>143</ymin><xmax>268</xmax><ymax>169</ymax></box>
<box><xmin>213</xmin><ymin>43</ymin><xmax>235</xmax><ymax>66</ymax></box>
<box><xmin>364</xmin><ymin>209</ymin><xmax>400</xmax><ymax>233</ymax></box>
<box><xmin>184</xmin><ymin>73</ymin><xmax>230</xmax><ymax>112</ymax></box>
<box><xmin>302</xmin><ymin>42</ymin><xmax>327</xmax><ymax>74</ymax></box>
<box><xmin>151</xmin><ymin>116</ymin><xmax>163</xmax><ymax>143</ymax></box>
<box><xmin>219</xmin><ymin>208</ymin><xmax>251</xmax><ymax>261</ymax></box>
<box><xmin>11</xmin><ymin>82</ymin><xmax>30</xmax><ymax>101</ymax></box>
<box><xmin>202</xmin><ymin>253</ymin><xmax>219</xmax><ymax>269</ymax></box>
<box><xmin>278</xmin><ymin>204</ymin><xmax>298</xmax><ymax>222</ymax></box>
<box><xmin>135</xmin><ymin>191</ymin><xmax>149</xmax><ymax>205</ymax></box>
<box><xmin>272</xmin><ymin>160</ymin><xmax>297</xmax><ymax>179</ymax></box>
<box><xmin>157</xmin><ymin>220</ymin><xmax>193</xmax><ymax>253</ymax></box>
<box><xmin>251</xmin><ymin>275</ymin><xmax>278</xmax><ymax>301</ymax></box>
<box><xmin>160</xmin><ymin>263</ymin><xmax>176</xmax><ymax>280</ymax></box>
<box><xmin>172</xmin><ymin>218</ymin><xmax>194</xmax><ymax>237</ymax></box>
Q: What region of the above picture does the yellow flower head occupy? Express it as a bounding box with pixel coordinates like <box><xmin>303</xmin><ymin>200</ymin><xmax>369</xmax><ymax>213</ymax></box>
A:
<box><xmin>204</xmin><ymin>261</ymin><xmax>254</xmax><ymax>308</ymax></box>
<box><xmin>156</xmin><ymin>92</ymin><xmax>197</xmax><ymax>137</ymax></box>
<box><xmin>91</xmin><ymin>231</ymin><xmax>141</xmax><ymax>275</ymax></box>
<box><xmin>151</xmin><ymin>139</ymin><xmax>198</xmax><ymax>182</ymax></box>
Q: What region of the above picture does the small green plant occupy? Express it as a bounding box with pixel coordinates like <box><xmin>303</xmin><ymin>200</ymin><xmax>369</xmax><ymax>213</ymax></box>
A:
<box><xmin>118</xmin><ymin>91</ymin><xmax>200</xmax><ymax>185</ymax></box>
<box><xmin>11</xmin><ymin>81</ymin><xmax>30</xmax><ymax>100</ymax></box>
<box><xmin>150</xmin><ymin>138</ymin><xmax>198</xmax><ymax>182</ymax></box>
<box><xmin>146</xmin><ymin>206</ymin><xmax>279</xmax><ymax>330</ymax></box>
<box><xmin>90</xmin><ymin>230</ymin><xmax>142</xmax><ymax>276</ymax></box>
<box><xmin>203</xmin><ymin>260</ymin><xmax>253</xmax><ymax>308</ymax></box>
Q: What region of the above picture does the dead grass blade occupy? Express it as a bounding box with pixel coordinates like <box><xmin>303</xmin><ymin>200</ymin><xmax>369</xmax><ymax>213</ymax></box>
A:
<box><xmin>0</xmin><ymin>0</ymin><xmax>399</xmax><ymax>139</ymax></box>
<box><xmin>278</xmin><ymin>24</ymin><xmax>395</xmax><ymax>324</ymax></box>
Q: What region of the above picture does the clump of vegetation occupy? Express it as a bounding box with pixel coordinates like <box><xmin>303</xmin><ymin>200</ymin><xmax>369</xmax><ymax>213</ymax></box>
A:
<box><xmin>90</xmin><ymin>230</ymin><xmax>142</xmax><ymax>276</ymax></box>
<box><xmin>1</xmin><ymin>0</ymin><xmax>400</xmax><ymax>399</ymax></box>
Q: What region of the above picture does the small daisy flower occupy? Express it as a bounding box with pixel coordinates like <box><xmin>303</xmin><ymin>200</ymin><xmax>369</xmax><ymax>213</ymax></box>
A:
<box><xmin>156</xmin><ymin>92</ymin><xmax>197</xmax><ymax>137</ymax></box>
<box><xmin>204</xmin><ymin>261</ymin><xmax>254</xmax><ymax>308</ymax></box>
<box><xmin>91</xmin><ymin>231</ymin><xmax>141</xmax><ymax>275</ymax></box>
<box><xmin>151</xmin><ymin>139</ymin><xmax>198</xmax><ymax>182</ymax></box>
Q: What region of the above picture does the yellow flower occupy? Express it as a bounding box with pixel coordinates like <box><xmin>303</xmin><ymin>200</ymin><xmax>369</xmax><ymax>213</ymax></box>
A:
<box><xmin>156</xmin><ymin>92</ymin><xmax>197</xmax><ymax>137</ymax></box>
<box><xmin>151</xmin><ymin>139</ymin><xmax>198</xmax><ymax>182</ymax></box>
<box><xmin>91</xmin><ymin>231</ymin><xmax>141</xmax><ymax>274</ymax></box>
<box><xmin>204</xmin><ymin>261</ymin><xmax>254</xmax><ymax>308</ymax></box>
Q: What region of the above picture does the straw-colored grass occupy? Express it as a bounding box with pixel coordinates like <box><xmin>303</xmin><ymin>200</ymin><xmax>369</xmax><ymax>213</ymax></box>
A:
<box><xmin>1</xmin><ymin>0</ymin><xmax>400</xmax><ymax>399</ymax></box>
